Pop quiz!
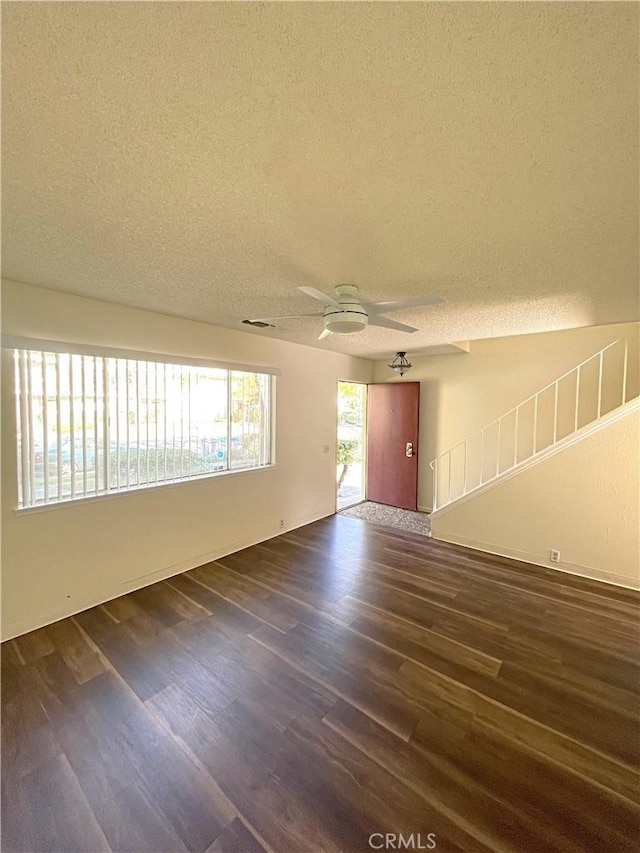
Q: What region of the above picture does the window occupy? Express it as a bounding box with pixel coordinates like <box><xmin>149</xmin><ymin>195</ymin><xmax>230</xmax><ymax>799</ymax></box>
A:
<box><xmin>13</xmin><ymin>349</ymin><xmax>274</xmax><ymax>509</ymax></box>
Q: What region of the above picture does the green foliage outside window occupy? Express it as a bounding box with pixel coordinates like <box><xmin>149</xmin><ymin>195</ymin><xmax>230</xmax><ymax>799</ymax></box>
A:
<box><xmin>337</xmin><ymin>438</ymin><xmax>360</xmax><ymax>491</ymax></box>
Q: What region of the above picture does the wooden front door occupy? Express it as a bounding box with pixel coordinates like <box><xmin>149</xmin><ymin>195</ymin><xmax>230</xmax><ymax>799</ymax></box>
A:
<box><xmin>366</xmin><ymin>382</ymin><xmax>420</xmax><ymax>510</ymax></box>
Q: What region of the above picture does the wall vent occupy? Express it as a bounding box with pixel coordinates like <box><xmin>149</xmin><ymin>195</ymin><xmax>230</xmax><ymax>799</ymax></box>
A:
<box><xmin>242</xmin><ymin>319</ymin><xmax>276</xmax><ymax>329</ymax></box>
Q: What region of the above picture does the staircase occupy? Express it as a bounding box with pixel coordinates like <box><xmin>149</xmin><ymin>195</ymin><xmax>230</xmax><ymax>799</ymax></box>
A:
<box><xmin>429</xmin><ymin>338</ymin><xmax>639</xmax><ymax>516</ymax></box>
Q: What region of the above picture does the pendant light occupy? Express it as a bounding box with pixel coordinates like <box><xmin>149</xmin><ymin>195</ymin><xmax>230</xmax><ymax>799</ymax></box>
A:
<box><xmin>388</xmin><ymin>351</ymin><xmax>412</xmax><ymax>377</ymax></box>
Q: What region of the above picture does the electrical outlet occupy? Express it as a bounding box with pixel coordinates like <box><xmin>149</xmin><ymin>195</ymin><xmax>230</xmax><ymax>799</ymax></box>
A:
<box><xmin>279</xmin><ymin>519</ymin><xmax>285</xmax><ymax>530</ymax></box>
<box><xmin>549</xmin><ymin>549</ymin><xmax>560</xmax><ymax>563</ymax></box>
<box><xmin>323</xmin><ymin>444</ymin><xmax>330</xmax><ymax>454</ymax></box>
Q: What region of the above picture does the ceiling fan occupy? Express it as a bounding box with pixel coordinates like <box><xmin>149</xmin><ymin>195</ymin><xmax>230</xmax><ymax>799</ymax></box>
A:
<box><xmin>243</xmin><ymin>285</ymin><xmax>444</xmax><ymax>340</ymax></box>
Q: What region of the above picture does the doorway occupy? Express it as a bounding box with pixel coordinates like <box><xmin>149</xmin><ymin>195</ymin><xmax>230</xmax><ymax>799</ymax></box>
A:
<box><xmin>336</xmin><ymin>381</ymin><xmax>367</xmax><ymax>510</ymax></box>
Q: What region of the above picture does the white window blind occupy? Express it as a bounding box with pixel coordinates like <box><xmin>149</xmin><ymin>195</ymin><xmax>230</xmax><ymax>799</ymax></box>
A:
<box><xmin>13</xmin><ymin>349</ymin><xmax>274</xmax><ymax>509</ymax></box>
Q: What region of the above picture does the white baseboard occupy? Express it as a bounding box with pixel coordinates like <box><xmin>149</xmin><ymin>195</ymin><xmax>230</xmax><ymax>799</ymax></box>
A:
<box><xmin>430</xmin><ymin>530</ymin><xmax>640</xmax><ymax>590</ymax></box>
<box><xmin>1</xmin><ymin>509</ymin><xmax>335</xmax><ymax>641</ymax></box>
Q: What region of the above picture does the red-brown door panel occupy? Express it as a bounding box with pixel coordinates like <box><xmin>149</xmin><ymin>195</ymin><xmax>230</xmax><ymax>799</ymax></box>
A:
<box><xmin>366</xmin><ymin>382</ymin><xmax>419</xmax><ymax>510</ymax></box>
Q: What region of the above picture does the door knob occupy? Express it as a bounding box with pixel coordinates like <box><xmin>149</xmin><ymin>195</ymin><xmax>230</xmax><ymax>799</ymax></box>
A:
<box><xmin>406</xmin><ymin>443</ymin><xmax>413</xmax><ymax>457</ymax></box>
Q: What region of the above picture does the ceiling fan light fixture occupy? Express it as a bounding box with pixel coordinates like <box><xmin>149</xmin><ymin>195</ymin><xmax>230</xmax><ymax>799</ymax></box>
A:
<box><xmin>388</xmin><ymin>351</ymin><xmax>413</xmax><ymax>377</ymax></box>
<box><xmin>322</xmin><ymin>303</ymin><xmax>368</xmax><ymax>335</ymax></box>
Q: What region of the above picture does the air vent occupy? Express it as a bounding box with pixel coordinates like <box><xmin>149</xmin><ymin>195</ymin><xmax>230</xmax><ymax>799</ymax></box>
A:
<box><xmin>242</xmin><ymin>319</ymin><xmax>275</xmax><ymax>329</ymax></box>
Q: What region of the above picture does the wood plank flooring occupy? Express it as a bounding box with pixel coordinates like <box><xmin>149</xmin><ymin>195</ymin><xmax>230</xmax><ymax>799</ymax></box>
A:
<box><xmin>2</xmin><ymin>514</ymin><xmax>639</xmax><ymax>852</ymax></box>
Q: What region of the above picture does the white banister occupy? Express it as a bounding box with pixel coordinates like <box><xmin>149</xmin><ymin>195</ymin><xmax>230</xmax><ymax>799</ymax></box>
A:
<box><xmin>474</xmin><ymin>339</ymin><xmax>622</xmax><ymax>436</ymax></box>
<box><xmin>431</xmin><ymin>458</ymin><xmax>438</xmax><ymax>510</ymax></box>
<box><xmin>462</xmin><ymin>440</ymin><xmax>468</xmax><ymax>495</ymax></box>
<box><xmin>429</xmin><ymin>339</ymin><xmax>633</xmax><ymax>513</ymax></box>
<box><xmin>597</xmin><ymin>350</ymin><xmax>604</xmax><ymax>418</ymax></box>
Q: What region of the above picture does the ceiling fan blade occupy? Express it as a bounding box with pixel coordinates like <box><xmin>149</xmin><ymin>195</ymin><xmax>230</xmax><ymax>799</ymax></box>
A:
<box><xmin>368</xmin><ymin>316</ymin><xmax>419</xmax><ymax>333</ymax></box>
<box><xmin>318</xmin><ymin>329</ymin><xmax>333</xmax><ymax>341</ymax></box>
<box><xmin>364</xmin><ymin>295</ymin><xmax>445</xmax><ymax>316</ymax></box>
<box><xmin>248</xmin><ymin>313</ymin><xmax>321</xmax><ymax>322</ymax></box>
<box><xmin>298</xmin><ymin>286</ymin><xmax>341</xmax><ymax>307</ymax></box>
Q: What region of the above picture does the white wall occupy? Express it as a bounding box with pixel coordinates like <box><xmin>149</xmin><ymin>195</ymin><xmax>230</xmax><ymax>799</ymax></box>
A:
<box><xmin>430</xmin><ymin>410</ymin><xmax>640</xmax><ymax>588</ymax></box>
<box><xmin>0</xmin><ymin>280</ymin><xmax>373</xmax><ymax>639</ymax></box>
<box><xmin>373</xmin><ymin>322</ymin><xmax>639</xmax><ymax>512</ymax></box>
<box><xmin>3</xmin><ymin>284</ymin><xmax>637</xmax><ymax>636</ymax></box>
<box><xmin>372</xmin><ymin>322</ymin><xmax>640</xmax><ymax>587</ymax></box>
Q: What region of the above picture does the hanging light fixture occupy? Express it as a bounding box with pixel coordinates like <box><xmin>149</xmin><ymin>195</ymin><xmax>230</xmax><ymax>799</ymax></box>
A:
<box><xmin>388</xmin><ymin>351</ymin><xmax>413</xmax><ymax>377</ymax></box>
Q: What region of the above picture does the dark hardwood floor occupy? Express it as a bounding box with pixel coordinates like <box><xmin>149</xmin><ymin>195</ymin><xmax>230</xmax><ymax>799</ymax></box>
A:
<box><xmin>2</xmin><ymin>514</ymin><xmax>639</xmax><ymax>852</ymax></box>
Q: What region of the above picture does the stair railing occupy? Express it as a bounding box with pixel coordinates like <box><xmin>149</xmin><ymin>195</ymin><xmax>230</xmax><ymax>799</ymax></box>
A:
<box><xmin>430</xmin><ymin>339</ymin><xmax>632</xmax><ymax>512</ymax></box>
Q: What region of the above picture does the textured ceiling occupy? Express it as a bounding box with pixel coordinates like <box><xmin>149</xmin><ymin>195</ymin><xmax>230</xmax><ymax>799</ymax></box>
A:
<box><xmin>2</xmin><ymin>2</ymin><xmax>638</xmax><ymax>358</ymax></box>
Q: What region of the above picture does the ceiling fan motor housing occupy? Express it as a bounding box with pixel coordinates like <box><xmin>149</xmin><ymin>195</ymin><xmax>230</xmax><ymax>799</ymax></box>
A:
<box><xmin>323</xmin><ymin>284</ymin><xmax>369</xmax><ymax>334</ymax></box>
